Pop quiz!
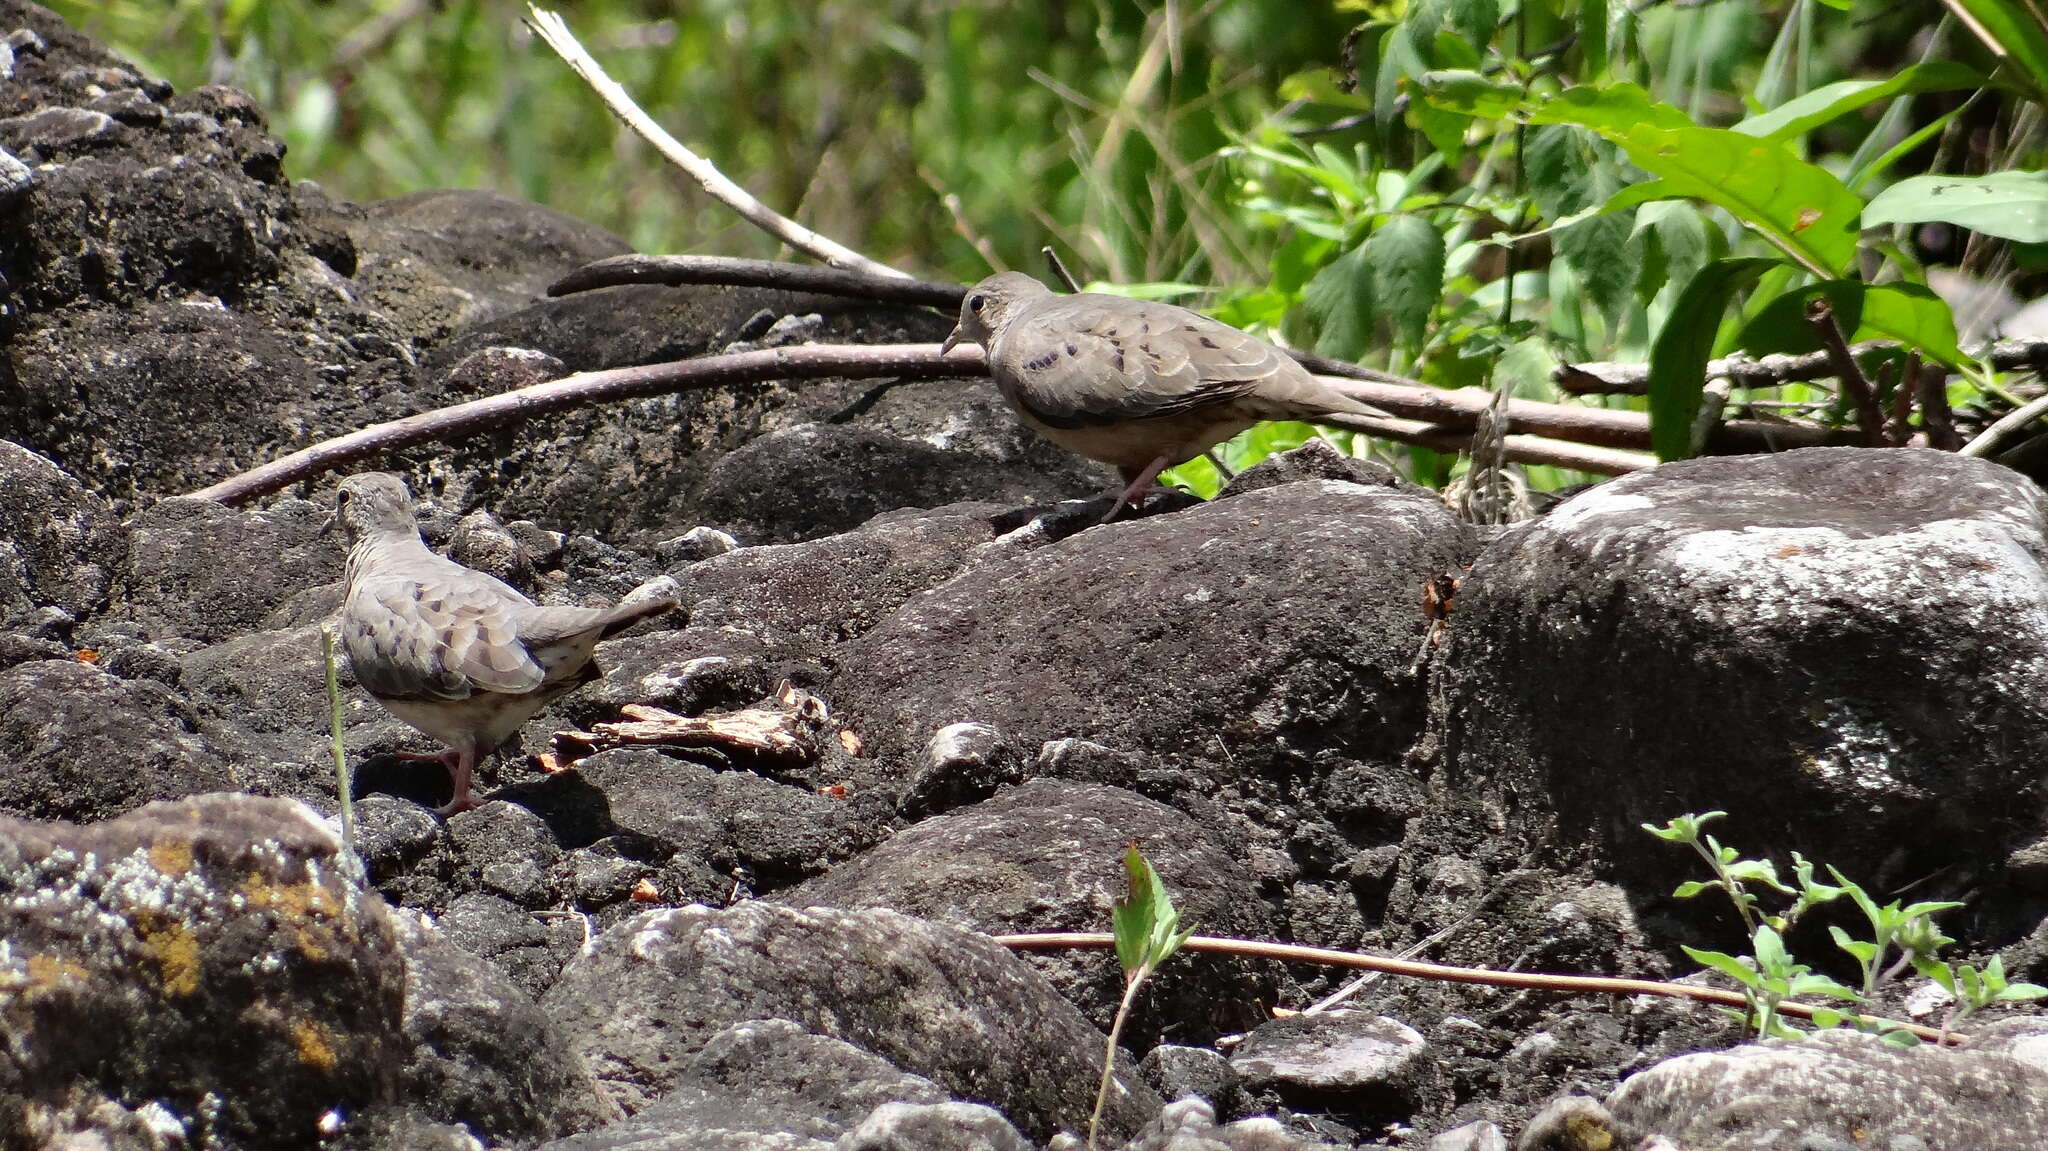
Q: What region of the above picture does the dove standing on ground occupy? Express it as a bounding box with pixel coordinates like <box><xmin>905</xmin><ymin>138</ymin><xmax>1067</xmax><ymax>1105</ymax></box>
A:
<box><xmin>334</xmin><ymin>473</ymin><xmax>676</xmax><ymax>814</ymax></box>
<box><xmin>941</xmin><ymin>271</ymin><xmax>1392</xmax><ymax>520</ymax></box>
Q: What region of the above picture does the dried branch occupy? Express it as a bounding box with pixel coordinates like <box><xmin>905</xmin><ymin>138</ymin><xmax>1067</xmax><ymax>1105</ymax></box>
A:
<box><xmin>1805</xmin><ymin>299</ymin><xmax>1885</xmax><ymax>444</ymax></box>
<box><xmin>547</xmin><ymin>254</ymin><xmax>962</xmax><ymax>306</ymax></box>
<box><xmin>1962</xmin><ymin>391</ymin><xmax>2048</xmax><ymax>457</ymax></box>
<box><xmin>1919</xmin><ymin>360</ymin><xmax>1964</xmax><ymax>451</ymax></box>
<box><xmin>1557</xmin><ymin>337</ymin><xmax>2048</xmax><ymax>395</ymax></box>
<box><xmin>524</xmin><ymin>6</ymin><xmax>906</xmax><ymax>279</ymax></box>
<box><xmin>185</xmin><ymin>344</ymin><xmax>981</xmax><ymax>505</ymax></box>
<box><xmin>995</xmin><ymin>931</ymin><xmax>1953</xmax><ymax>1044</ymax></box>
<box><xmin>1317</xmin><ymin>412</ymin><xmax>1654</xmax><ymax>475</ymax></box>
<box><xmin>1043</xmin><ymin>246</ymin><xmax>1084</xmax><ymax>293</ymax></box>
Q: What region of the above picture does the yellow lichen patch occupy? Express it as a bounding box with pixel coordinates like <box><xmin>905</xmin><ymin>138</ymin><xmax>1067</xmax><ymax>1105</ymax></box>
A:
<box><xmin>240</xmin><ymin>875</ymin><xmax>348</xmax><ymax>962</ymax></box>
<box><xmin>22</xmin><ymin>953</ymin><xmax>92</xmax><ymax>991</ymax></box>
<box><xmin>137</xmin><ymin>920</ymin><xmax>201</xmax><ymax>996</ymax></box>
<box><xmin>149</xmin><ymin>840</ymin><xmax>195</xmax><ymax>876</ymax></box>
<box><xmin>292</xmin><ymin>1018</ymin><xmax>339</xmax><ymax>1072</ymax></box>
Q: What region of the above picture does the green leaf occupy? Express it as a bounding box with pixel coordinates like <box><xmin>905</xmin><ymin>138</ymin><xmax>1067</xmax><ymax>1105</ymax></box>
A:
<box><xmin>1738</xmin><ymin>281</ymin><xmax>1964</xmax><ymax>367</ymax></box>
<box><xmin>1998</xmin><ymin>982</ymin><xmax>2048</xmax><ymax>1002</ymax></box>
<box><xmin>1683</xmin><ymin>945</ymin><xmax>1763</xmax><ymax>989</ymax></box>
<box><xmin>1947</xmin><ymin>0</ymin><xmax>2048</xmax><ymax>106</ymax></box>
<box><xmin>1539</xmin><ymin>86</ymin><xmax>1863</xmax><ymax>276</ymax></box>
<box><xmin>1304</xmin><ymin>241</ymin><xmax>1376</xmax><ymax>362</ymax></box>
<box><xmin>1581</xmin><ymin>0</ymin><xmax>1610</xmax><ymax>80</ymax></box>
<box><xmin>1830</xmin><ymin>927</ymin><xmax>1879</xmax><ymax>965</ymax></box>
<box><xmin>1732</xmin><ymin>62</ymin><xmax>1989</xmax><ymax>143</ymax></box>
<box><xmin>1865</xmin><ymin>171</ymin><xmax>2048</xmax><ymax>244</ymax></box>
<box><xmin>1365</xmin><ymin>215</ymin><xmax>1446</xmax><ymax>353</ymax></box>
<box><xmin>1648</xmin><ymin>257</ymin><xmax>1779</xmax><ymax>460</ymax></box>
<box><xmin>1529</xmin><ymin>82</ymin><xmax>1694</xmax><ymax>134</ymax></box>
<box><xmin>1809</xmin><ymin>1006</ymin><xmax>1846</xmax><ymax>1028</ymax></box>
<box><xmin>1633</xmin><ymin>201</ymin><xmax>1711</xmax><ymax>304</ymax></box>
<box><xmin>1418</xmin><ymin>70</ymin><xmax>1523</xmax><ymax>118</ymax></box>
<box><xmin>1753</xmin><ymin>924</ymin><xmax>1792</xmax><ymax>970</ymax></box>
<box><xmin>1788</xmin><ymin>974</ymin><xmax>1863</xmax><ymax>1001</ymax></box>
<box><xmin>1111</xmin><ymin>845</ymin><xmax>1185</xmax><ymax>979</ymax></box>
<box><xmin>1673</xmin><ymin>880</ymin><xmax>1717</xmax><ymax>899</ymax></box>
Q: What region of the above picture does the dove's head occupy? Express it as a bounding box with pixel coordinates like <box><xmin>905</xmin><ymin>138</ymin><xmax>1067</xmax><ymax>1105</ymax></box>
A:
<box><xmin>332</xmin><ymin>472</ymin><xmax>422</xmax><ymax>542</ymax></box>
<box><xmin>941</xmin><ymin>271</ymin><xmax>1053</xmax><ymax>355</ymax></box>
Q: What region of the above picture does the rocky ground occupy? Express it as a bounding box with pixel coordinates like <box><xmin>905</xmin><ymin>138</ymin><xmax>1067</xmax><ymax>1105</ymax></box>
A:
<box><xmin>5</xmin><ymin>3</ymin><xmax>2048</xmax><ymax>1149</ymax></box>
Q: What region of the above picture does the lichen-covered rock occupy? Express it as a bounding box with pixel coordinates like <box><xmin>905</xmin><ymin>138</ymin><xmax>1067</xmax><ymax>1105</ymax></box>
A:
<box><xmin>781</xmin><ymin>778</ymin><xmax>1278</xmax><ymax>1048</ymax></box>
<box><xmin>834</xmin><ymin>1100</ymin><xmax>1033</xmax><ymax>1151</ymax></box>
<box><xmin>540</xmin><ymin>901</ymin><xmax>1161</xmax><ymax>1142</ymax></box>
<box><xmin>0</xmin><ymin>794</ymin><xmax>407</xmax><ymax>1149</ymax></box>
<box><xmin>1439</xmin><ymin>447</ymin><xmax>2048</xmax><ymax>901</ymax></box>
<box><xmin>1601</xmin><ymin>1030</ymin><xmax>2048</xmax><ymax>1147</ymax></box>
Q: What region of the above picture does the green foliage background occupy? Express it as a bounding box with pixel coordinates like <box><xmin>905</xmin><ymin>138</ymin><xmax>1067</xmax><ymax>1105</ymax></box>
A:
<box><xmin>48</xmin><ymin>0</ymin><xmax>2048</xmax><ymax>491</ymax></box>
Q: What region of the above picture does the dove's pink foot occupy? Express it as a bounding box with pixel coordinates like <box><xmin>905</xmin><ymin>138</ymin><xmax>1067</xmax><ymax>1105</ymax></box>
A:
<box><xmin>1104</xmin><ymin>456</ymin><xmax>1176</xmax><ymax>522</ymax></box>
<box><xmin>433</xmin><ymin>746</ymin><xmax>483</xmax><ymax>816</ymax></box>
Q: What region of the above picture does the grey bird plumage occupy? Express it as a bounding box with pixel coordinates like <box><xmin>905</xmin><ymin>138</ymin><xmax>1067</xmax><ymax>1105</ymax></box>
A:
<box><xmin>334</xmin><ymin>473</ymin><xmax>676</xmax><ymax>814</ymax></box>
<box><xmin>942</xmin><ymin>271</ymin><xmax>1391</xmax><ymax>519</ymax></box>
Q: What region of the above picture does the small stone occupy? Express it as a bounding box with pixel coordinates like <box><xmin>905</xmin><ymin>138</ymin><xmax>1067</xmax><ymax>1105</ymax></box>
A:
<box><xmin>899</xmin><ymin>722</ymin><xmax>1014</xmax><ymax>817</ymax></box>
<box><xmin>657</xmin><ymin>525</ymin><xmax>741</xmax><ymax>565</ymax></box>
<box><xmin>1139</xmin><ymin>1044</ymin><xmax>1242</xmax><ymax>1118</ymax></box>
<box><xmin>1426</xmin><ymin>1120</ymin><xmax>1507</xmax><ymax>1151</ymax></box>
<box><xmin>1229</xmin><ymin>1011</ymin><xmax>1429</xmax><ymax>1108</ymax></box>
<box><xmin>0</xmin><ymin>106</ymin><xmax>117</xmax><ymax>154</ymax></box>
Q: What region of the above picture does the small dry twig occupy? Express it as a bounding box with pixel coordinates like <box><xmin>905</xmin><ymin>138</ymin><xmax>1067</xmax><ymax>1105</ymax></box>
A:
<box><xmin>1805</xmin><ymin>299</ymin><xmax>1885</xmax><ymax>444</ymax></box>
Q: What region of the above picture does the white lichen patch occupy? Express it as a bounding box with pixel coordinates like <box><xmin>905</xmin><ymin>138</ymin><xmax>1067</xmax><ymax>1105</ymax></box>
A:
<box><xmin>1662</xmin><ymin>518</ymin><xmax>2048</xmax><ymax>637</ymax></box>
<box><xmin>1538</xmin><ymin>489</ymin><xmax>1657</xmax><ymax>535</ymax></box>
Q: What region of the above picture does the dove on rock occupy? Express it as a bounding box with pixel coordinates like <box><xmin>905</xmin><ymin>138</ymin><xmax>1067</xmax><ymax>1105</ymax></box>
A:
<box><xmin>941</xmin><ymin>271</ymin><xmax>1392</xmax><ymax>520</ymax></box>
<box><xmin>333</xmin><ymin>473</ymin><xmax>675</xmax><ymax>814</ymax></box>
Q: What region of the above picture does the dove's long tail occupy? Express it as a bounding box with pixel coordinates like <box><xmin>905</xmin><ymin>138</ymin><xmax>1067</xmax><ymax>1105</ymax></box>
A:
<box><xmin>594</xmin><ymin>595</ymin><xmax>678</xmax><ymax>638</ymax></box>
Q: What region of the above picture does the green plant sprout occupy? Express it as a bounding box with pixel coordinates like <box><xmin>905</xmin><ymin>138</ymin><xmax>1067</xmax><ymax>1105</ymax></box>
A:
<box><xmin>321</xmin><ymin>624</ymin><xmax>359</xmax><ymax>875</ymax></box>
<box><xmin>1090</xmin><ymin>844</ymin><xmax>1193</xmax><ymax>1150</ymax></box>
<box><xmin>1646</xmin><ymin>812</ymin><xmax>2046</xmax><ymax>1045</ymax></box>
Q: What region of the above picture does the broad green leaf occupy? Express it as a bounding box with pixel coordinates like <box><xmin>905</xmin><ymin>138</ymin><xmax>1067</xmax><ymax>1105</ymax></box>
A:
<box><xmin>1809</xmin><ymin>1007</ymin><xmax>1846</xmax><ymax>1028</ymax></box>
<box><xmin>1865</xmin><ymin>171</ymin><xmax>2048</xmax><ymax>243</ymax></box>
<box><xmin>1539</xmin><ymin>86</ymin><xmax>1863</xmax><ymax>276</ymax></box>
<box><xmin>1278</xmin><ymin>67</ymin><xmax>1375</xmax><ymax>112</ymax></box>
<box><xmin>1365</xmin><ymin>215</ymin><xmax>1446</xmax><ymax>352</ymax></box>
<box><xmin>1634</xmin><ymin>202</ymin><xmax>1712</xmax><ymax>306</ymax></box>
<box><xmin>1529</xmin><ymin>82</ymin><xmax>1694</xmax><ymax>134</ymax></box>
<box><xmin>1673</xmin><ymin>880</ymin><xmax>1717</xmax><ymax>898</ymax></box>
<box><xmin>1946</xmin><ymin>0</ymin><xmax>2048</xmax><ymax>106</ymax></box>
<box><xmin>1738</xmin><ymin>282</ymin><xmax>1964</xmax><ymax>367</ymax></box>
<box><xmin>1304</xmin><ymin>241</ymin><xmax>1376</xmax><ymax>362</ymax></box>
<box><xmin>1418</xmin><ymin>70</ymin><xmax>1523</xmax><ymax>118</ymax></box>
<box><xmin>1648</xmin><ymin>257</ymin><xmax>1780</xmax><ymax>460</ymax></box>
<box><xmin>1998</xmin><ymin>981</ymin><xmax>2048</xmax><ymax>1001</ymax></box>
<box><xmin>1733</xmin><ymin>62</ymin><xmax>1988</xmax><ymax>142</ymax></box>
<box><xmin>1407</xmin><ymin>0</ymin><xmax>1501</xmax><ymax>53</ymax></box>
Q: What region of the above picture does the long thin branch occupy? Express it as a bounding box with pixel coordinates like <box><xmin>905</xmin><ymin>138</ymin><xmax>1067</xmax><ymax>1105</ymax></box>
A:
<box><xmin>995</xmin><ymin>932</ymin><xmax>1952</xmax><ymax>1043</ymax></box>
<box><xmin>524</xmin><ymin>7</ymin><xmax>906</xmax><ymax>279</ymax></box>
<box><xmin>185</xmin><ymin>344</ymin><xmax>981</xmax><ymax>505</ymax></box>
<box><xmin>547</xmin><ymin>254</ymin><xmax>962</xmax><ymax>306</ymax></box>
<box><xmin>1557</xmin><ymin>338</ymin><xmax>2048</xmax><ymax>395</ymax></box>
<box><xmin>1317</xmin><ymin>412</ymin><xmax>1654</xmax><ymax>474</ymax></box>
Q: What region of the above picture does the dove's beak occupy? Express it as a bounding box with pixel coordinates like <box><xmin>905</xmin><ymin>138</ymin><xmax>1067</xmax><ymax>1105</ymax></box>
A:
<box><xmin>320</xmin><ymin>512</ymin><xmax>340</xmax><ymax>537</ymax></box>
<box><xmin>940</xmin><ymin>327</ymin><xmax>963</xmax><ymax>356</ymax></box>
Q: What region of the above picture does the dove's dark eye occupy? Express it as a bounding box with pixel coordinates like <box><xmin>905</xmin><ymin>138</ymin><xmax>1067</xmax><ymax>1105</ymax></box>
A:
<box><xmin>968</xmin><ymin>294</ymin><xmax>986</xmax><ymax>313</ymax></box>
<box><xmin>337</xmin><ymin>489</ymin><xmax>352</xmax><ymax>507</ymax></box>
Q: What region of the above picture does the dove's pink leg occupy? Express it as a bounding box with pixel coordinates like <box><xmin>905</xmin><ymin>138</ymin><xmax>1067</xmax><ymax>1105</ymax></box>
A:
<box><xmin>434</xmin><ymin>746</ymin><xmax>484</xmax><ymax>816</ymax></box>
<box><xmin>1105</xmin><ymin>456</ymin><xmax>1175</xmax><ymax>522</ymax></box>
